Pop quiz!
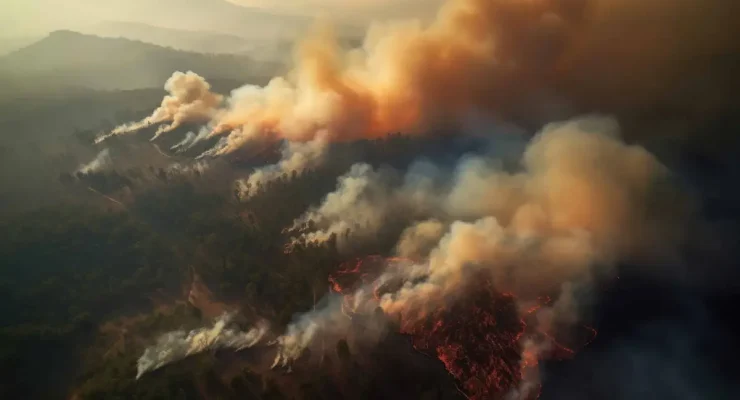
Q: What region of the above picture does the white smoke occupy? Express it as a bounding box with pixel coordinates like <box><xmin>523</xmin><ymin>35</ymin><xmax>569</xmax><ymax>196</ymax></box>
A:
<box><xmin>235</xmin><ymin>134</ymin><xmax>329</xmax><ymax>200</ymax></box>
<box><xmin>77</xmin><ymin>149</ymin><xmax>112</xmax><ymax>174</ymax></box>
<box><xmin>283</xmin><ymin>158</ymin><xmax>453</xmax><ymax>251</ymax></box>
<box><xmin>136</xmin><ymin>313</ymin><xmax>269</xmax><ymax>379</ymax></box>
<box><xmin>132</xmin><ymin>116</ymin><xmax>688</xmax><ymax>397</ymax></box>
<box><xmin>165</xmin><ymin>160</ymin><xmax>211</xmax><ymax>177</ymax></box>
<box><xmin>271</xmin><ymin>116</ymin><xmax>687</xmax><ymax>396</ymax></box>
<box><xmin>270</xmin><ymin>297</ymin><xmax>347</xmax><ymax>369</ymax></box>
<box><xmin>171</xmin><ymin>132</ymin><xmax>196</xmax><ymax>152</ymax></box>
<box><xmin>171</xmin><ymin>127</ymin><xmax>212</xmax><ymax>153</ymax></box>
<box><xmin>285</xmin><ymin>163</ymin><xmax>400</xmax><ymax>250</ymax></box>
<box><xmin>97</xmin><ymin>71</ymin><xmax>222</xmax><ymax>144</ymax></box>
<box><xmin>270</xmin><ymin>292</ymin><xmax>388</xmax><ymax>369</ymax></box>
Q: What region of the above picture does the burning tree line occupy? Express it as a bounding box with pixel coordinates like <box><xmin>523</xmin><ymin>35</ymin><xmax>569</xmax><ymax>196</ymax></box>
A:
<box><xmin>69</xmin><ymin>0</ymin><xmax>721</xmax><ymax>397</ymax></box>
<box><xmin>128</xmin><ymin>115</ymin><xmax>685</xmax><ymax>400</ymax></box>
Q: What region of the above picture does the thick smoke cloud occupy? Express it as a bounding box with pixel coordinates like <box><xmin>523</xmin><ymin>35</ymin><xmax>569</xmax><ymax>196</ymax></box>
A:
<box><xmin>104</xmin><ymin>0</ymin><xmax>738</xmax><ymax>154</ymax></box>
<box><xmin>285</xmin><ymin>157</ymin><xmax>450</xmax><ymax>251</ymax></box>
<box><xmin>274</xmin><ymin>116</ymin><xmax>689</xmax><ymax>395</ymax></box>
<box><xmin>396</xmin><ymin>219</ymin><xmax>446</xmax><ymax>259</ymax></box>
<box><xmin>136</xmin><ymin>313</ymin><xmax>268</xmax><ymax>379</ymax></box>
<box><xmin>101</xmin><ymin>0</ymin><xmax>737</xmax><ymax>205</ymax></box>
<box><xmin>270</xmin><ymin>285</ymin><xmax>392</xmax><ymax>370</ymax></box>
<box><xmin>289</xmin><ymin>116</ymin><xmax>685</xmax><ymax>255</ymax></box>
<box><xmin>97</xmin><ymin>71</ymin><xmax>222</xmax><ymax>143</ymax></box>
<box><xmin>116</xmin><ymin>0</ymin><xmax>733</xmax><ymax>389</ymax></box>
<box><xmin>164</xmin><ymin>0</ymin><xmax>583</xmax><ymax>152</ymax></box>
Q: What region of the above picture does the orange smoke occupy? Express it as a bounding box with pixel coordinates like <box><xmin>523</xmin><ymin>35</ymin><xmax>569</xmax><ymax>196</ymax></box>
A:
<box><xmin>209</xmin><ymin>0</ymin><xmax>581</xmax><ymax>154</ymax></box>
<box><xmin>273</xmin><ymin>116</ymin><xmax>689</xmax><ymax>397</ymax></box>
<box><xmin>103</xmin><ymin>0</ymin><xmax>737</xmax><ymax>153</ymax></box>
<box><xmin>210</xmin><ymin>0</ymin><xmax>739</xmax><ymax>153</ymax></box>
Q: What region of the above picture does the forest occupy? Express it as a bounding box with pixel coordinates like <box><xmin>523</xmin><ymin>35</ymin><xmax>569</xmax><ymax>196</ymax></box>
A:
<box><xmin>1</xmin><ymin>121</ymin><xmax>487</xmax><ymax>399</ymax></box>
<box><xmin>1</xmin><ymin>101</ymin><xmax>739</xmax><ymax>399</ymax></box>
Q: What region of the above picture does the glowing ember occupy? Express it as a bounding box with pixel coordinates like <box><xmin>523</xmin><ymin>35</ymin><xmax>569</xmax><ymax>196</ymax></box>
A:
<box><xmin>399</xmin><ymin>283</ymin><xmax>526</xmax><ymax>399</ymax></box>
<box><xmin>327</xmin><ymin>256</ymin><xmax>597</xmax><ymax>400</ymax></box>
<box><xmin>328</xmin><ymin>256</ymin><xmax>386</xmax><ymax>305</ymax></box>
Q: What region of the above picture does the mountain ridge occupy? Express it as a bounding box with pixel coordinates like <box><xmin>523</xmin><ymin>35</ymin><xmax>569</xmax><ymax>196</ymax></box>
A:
<box><xmin>0</xmin><ymin>30</ymin><xmax>281</xmax><ymax>92</ymax></box>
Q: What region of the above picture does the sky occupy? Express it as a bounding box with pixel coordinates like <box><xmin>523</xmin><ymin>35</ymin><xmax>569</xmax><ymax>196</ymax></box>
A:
<box><xmin>1</xmin><ymin>0</ymin><xmax>443</xmax><ymax>37</ymax></box>
<box><xmin>226</xmin><ymin>0</ymin><xmax>442</xmax><ymax>19</ymax></box>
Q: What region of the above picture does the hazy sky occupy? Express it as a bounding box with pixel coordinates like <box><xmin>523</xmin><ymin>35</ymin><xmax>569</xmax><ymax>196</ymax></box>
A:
<box><xmin>226</xmin><ymin>0</ymin><xmax>442</xmax><ymax>19</ymax></box>
<box><xmin>2</xmin><ymin>0</ymin><xmax>443</xmax><ymax>37</ymax></box>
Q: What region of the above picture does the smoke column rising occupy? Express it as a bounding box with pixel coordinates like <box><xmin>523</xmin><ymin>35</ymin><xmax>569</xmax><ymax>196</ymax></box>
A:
<box><xmin>286</xmin><ymin>163</ymin><xmax>399</xmax><ymax>250</ymax></box>
<box><xmin>100</xmin><ymin>0</ymin><xmax>609</xmax><ymax>154</ymax></box>
<box><xmin>136</xmin><ymin>313</ymin><xmax>268</xmax><ymax>379</ymax></box>
<box><xmin>100</xmin><ymin>0</ymin><xmax>738</xmax><ymax>205</ymax></box>
<box><xmin>97</xmin><ymin>71</ymin><xmax>222</xmax><ymax>143</ymax></box>
<box><xmin>170</xmin><ymin>127</ymin><xmax>212</xmax><ymax>153</ymax></box>
<box><xmin>235</xmin><ymin>134</ymin><xmax>329</xmax><ymax>199</ymax></box>
<box><xmin>273</xmin><ymin>116</ymin><xmax>689</xmax><ymax>396</ymax></box>
<box><xmin>77</xmin><ymin>148</ymin><xmax>112</xmax><ymax>174</ymax></box>
<box><xmin>114</xmin><ymin>0</ymin><xmax>730</xmax><ymax>389</ymax></box>
<box><xmin>201</xmin><ymin>0</ymin><xmax>582</xmax><ymax>153</ymax></box>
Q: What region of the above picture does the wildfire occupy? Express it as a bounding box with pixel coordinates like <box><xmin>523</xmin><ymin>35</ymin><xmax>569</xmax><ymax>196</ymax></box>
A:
<box><xmin>399</xmin><ymin>284</ymin><xmax>525</xmax><ymax>399</ymax></box>
<box><xmin>328</xmin><ymin>256</ymin><xmax>387</xmax><ymax>290</ymax></box>
<box><xmin>327</xmin><ymin>256</ymin><xmax>598</xmax><ymax>400</ymax></box>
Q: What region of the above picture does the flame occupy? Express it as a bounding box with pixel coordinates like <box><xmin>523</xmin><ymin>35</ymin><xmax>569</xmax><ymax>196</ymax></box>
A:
<box><xmin>399</xmin><ymin>284</ymin><xmax>526</xmax><ymax>399</ymax></box>
<box><xmin>326</xmin><ymin>255</ymin><xmax>598</xmax><ymax>399</ymax></box>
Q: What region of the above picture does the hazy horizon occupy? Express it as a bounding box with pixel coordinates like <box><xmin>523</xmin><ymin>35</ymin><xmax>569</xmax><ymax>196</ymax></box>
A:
<box><xmin>2</xmin><ymin>0</ymin><xmax>442</xmax><ymax>38</ymax></box>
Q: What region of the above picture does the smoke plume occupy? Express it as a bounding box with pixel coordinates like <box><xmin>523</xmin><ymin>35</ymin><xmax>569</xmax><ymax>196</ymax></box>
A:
<box><xmin>136</xmin><ymin>313</ymin><xmax>268</xmax><ymax>379</ymax></box>
<box><xmin>101</xmin><ymin>0</ymin><xmax>738</xmax><ymax>213</ymax></box>
<box><xmin>235</xmin><ymin>134</ymin><xmax>329</xmax><ymax>199</ymax></box>
<box><xmin>182</xmin><ymin>0</ymin><xmax>577</xmax><ymax>153</ymax></box>
<box><xmin>117</xmin><ymin>0</ymin><xmax>733</xmax><ymax>394</ymax></box>
<box><xmin>273</xmin><ymin>116</ymin><xmax>688</xmax><ymax>395</ymax></box>
<box><xmin>170</xmin><ymin>128</ymin><xmax>211</xmax><ymax>153</ymax></box>
<box><xmin>286</xmin><ymin>163</ymin><xmax>398</xmax><ymax>249</ymax></box>
<box><xmin>105</xmin><ymin>0</ymin><xmax>738</xmax><ymax>153</ymax></box>
<box><xmin>284</xmin><ymin>156</ymin><xmax>456</xmax><ymax>251</ymax></box>
<box><xmin>396</xmin><ymin>219</ymin><xmax>446</xmax><ymax>259</ymax></box>
<box><xmin>77</xmin><ymin>148</ymin><xmax>113</xmax><ymax>174</ymax></box>
<box><xmin>165</xmin><ymin>160</ymin><xmax>211</xmax><ymax>177</ymax></box>
<box><xmin>97</xmin><ymin>71</ymin><xmax>222</xmax><ymax>143</ymax></box>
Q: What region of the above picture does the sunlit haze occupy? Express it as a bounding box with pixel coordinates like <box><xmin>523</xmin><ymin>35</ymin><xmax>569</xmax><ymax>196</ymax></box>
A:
<box><xmin>2</xmin><ymin>0</ymin><xmax>442</xmax><ymax>37</ymax></box>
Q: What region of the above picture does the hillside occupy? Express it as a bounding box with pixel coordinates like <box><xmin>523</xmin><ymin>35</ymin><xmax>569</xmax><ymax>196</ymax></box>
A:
<box><xmin>81</xmin><ymin>21</ymin><xmax>254</xmax><ymax>55</ymax></box>
<box><xmin>0</xmin><ymin>0</ymin><xmax>312</xmax><ymax>39</ymax></box>
<box><xmin>0</xmin><ymin>31</ymin><xmax>281</xmax><ymax>91</ymax></box>
<box><xmin>0</xmin><ymin>36</ymin><xmax>40</xmax><ymax>56</ymax></box>
<box><xmin>79</xmin><ymin>21</ymin><xmax>298</xmax><ymax>65</ymax></box>
<box><xmin>87</xmin><ymin>0</ymin><xmax>315</xmax><ymax>40</ymax></box>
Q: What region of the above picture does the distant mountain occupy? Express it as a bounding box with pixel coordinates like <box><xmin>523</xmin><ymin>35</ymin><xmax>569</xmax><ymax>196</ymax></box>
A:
<box><xmin>79</xmin><ymin>21</ymin><xmax>297</xmax><ymax>65</ymax></box>
<box><xmin>80</xmin><ymin>21</ymin><xmax>253</xmax><ymax>55</ymax></box>
<box><xmin>91</xmin><ymin>0</ymin><xmax>315</xmax><ymax>41</ymax></box>
<box><xmin>1</xmin><ymin>0</ymin><xmax>314</xmax><ymax>39</ymax></box>
<box><xmin>0</xmin><ymin>36</ymin><xmax>40</xmax><ymax>56</ymax></box>
<box><xmin>0</xmin><ymin>30</ymin><xmax>282</xmax><ymax>92</ymax></box>
<box><xmin>3</xmin><ymin>0</ymin><xmax>365</xmax><ymax>45</ymax></box>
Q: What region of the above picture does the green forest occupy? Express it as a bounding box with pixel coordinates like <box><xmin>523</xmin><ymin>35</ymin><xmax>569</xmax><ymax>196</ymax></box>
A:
<box><xmin>0</xmin><ymin>127</ymin><xmax>467</xmax><ymax>399</ymax></box>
